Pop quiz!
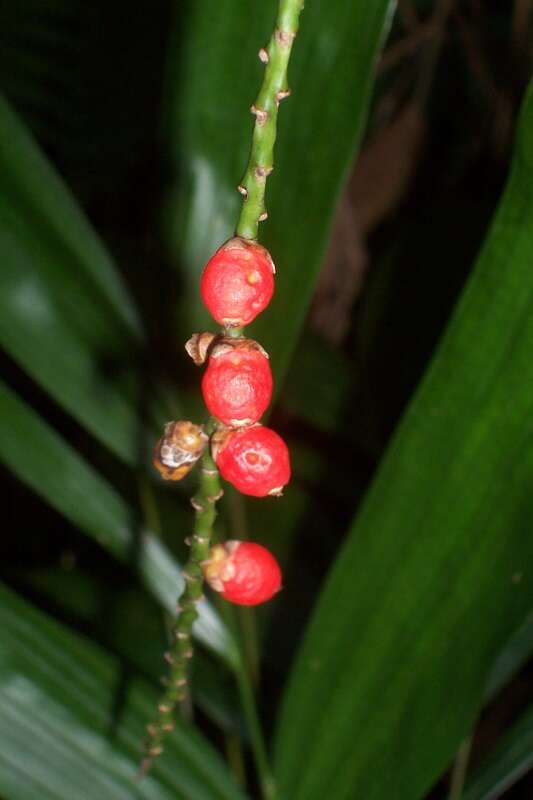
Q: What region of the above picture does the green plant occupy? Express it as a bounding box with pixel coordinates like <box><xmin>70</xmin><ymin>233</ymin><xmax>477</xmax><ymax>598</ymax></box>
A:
<box><xmin>1</xmin><ymin>1</ymin><xmax>533</xmax><ymax>799</ymax></box>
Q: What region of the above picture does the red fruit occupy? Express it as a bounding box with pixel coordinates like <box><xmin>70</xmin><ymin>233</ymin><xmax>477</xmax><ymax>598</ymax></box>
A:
<box><xmin>202</xmin><ymin>340</ymin><xmax>272</xmax><ymax>426</ymax></box>
<box><xmin>202</xmin><ymin>541</ymin><xmax>282</xmax><ymax>606</ymax></box>
<box><xmin>213</xmin><ymin>425</ymin><xmax>290</xmax><ymax>497</ymax></box>
<box><xmin>200</xmin><ymin>237</ymin><xmax>275</xmax><ymax>327</ymax></box>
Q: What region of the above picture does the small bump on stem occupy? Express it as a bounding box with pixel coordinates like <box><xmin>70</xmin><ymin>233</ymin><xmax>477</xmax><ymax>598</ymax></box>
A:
<box><xmin>251</xmin><ymin>104</ymin><xmax>269</xmax><ymax>125</ymax></box>
<box><xmin>259</xmin><ymin>211</ymin><xmax>268</xmax><ymax>222</ymax></box>
<box><xmin>255</xmin><ymin>166</ymin><xmax>273</xmax><ymax>180</ymax></box>
<box><xmin>276</xmin><ymin>89</ymin><xmax>291</xmax><ymax>104</ymax></box>
<box><xmin>258</xmin><ymin>47</ymin><xmax>269</xmax><ymax>63</ymax></box>
<box><xmin>276</xmin><ymin>28</ymin><xmax>296</xmax><ymax>46</ymax></box>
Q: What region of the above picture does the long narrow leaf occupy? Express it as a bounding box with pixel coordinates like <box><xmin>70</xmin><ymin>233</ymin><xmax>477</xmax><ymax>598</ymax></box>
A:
<box><xmin>0</xmin><ymin>581</ymin><xmax>245</xmax><ymax>800</ymax></box>
<box><xmin>484</xmin><ymin>613</ymin><xmax>533</xmax><ymax>702</ymax></box>
<box><xmin>462</xmin><ymin>702</ymin><xmax>533</xmax><ymax>800</ymax></box>
<box><xmin>0</xmin><ymin>94</ymin><xmax>139</xmax><ymax>335</ymax></box>
<box><xmin>0</xmin><ymin>381</ymin><xmax>237</xmax><ymax>668</ymax></box>
<box><xmin>0</xmin><ymin>94</ymin><xmax>151</xmax><ymax>464</ymax></box>
<box><xmin>274</xmin><ymin>83</ymin><xmax>533</xmax><ymax>800</ymax></box>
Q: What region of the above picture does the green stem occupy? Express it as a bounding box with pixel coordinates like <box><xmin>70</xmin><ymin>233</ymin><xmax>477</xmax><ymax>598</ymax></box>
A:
<box><xmin>237</xmin><ymin>667</ymin><xmax>276</xmax><ymax>800</ymax></box>
<box><xmin>448</xmin><ymin>735</ymin><xmax>473</xmax><ymax>800</ymax></box>
<box><xmin>236</xmin><ymin>0</ymin><xmax>305</xmax><ymax>240</ymax></box>
<box><xmin>140</xmin><ymin>443</ymin><xmax>223</xmax><ymax>775</ymax></box>
<box><xmin>222</xmin><ymin>602</ymin><xmax>277</xmax><ymax>800</ymax></box>
<box><xmin>224</xmin><ymin>733</ymin><xmax>247</xmax><ymax>789</ymax></box>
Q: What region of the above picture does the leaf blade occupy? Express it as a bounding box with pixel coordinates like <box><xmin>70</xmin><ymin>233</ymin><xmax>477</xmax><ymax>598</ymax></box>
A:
<box><xmin>274</xmin><ymin>83</ymin><xmax>533</xmax><ymax>800</ymax></box>
<box><xmin>462</xmin><ymin>703</ymin><xmax>533</xmax><ymax>800</ymax></box>
<box><xmin>0</xmin><ymin>581</ymin><xmax>246</xmax><ymax>800</ymax></box>
<box><xmin>0</xmin><ymin>93</ymin><xmax>152</xmax><ymax>465</ymax></box>
<box><xmin>0</xmin><ymin>380</ymin><xmax>237</xmax><ymax>668</ymax></box>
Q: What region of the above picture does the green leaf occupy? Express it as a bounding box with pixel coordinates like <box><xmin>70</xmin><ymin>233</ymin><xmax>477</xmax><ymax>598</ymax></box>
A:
<box><xmin>463</xmin><ymin>703</ymin><xmax>533</xmax><ymax>800</ymax></box>
<box><xmin>0</xmin><ymin>94</ymin><xmax>139</xmax><ymax>336</ymax></box>
<box><xmin>0</xmin><ymin>581</ymin><xmax>246</xmax><ymax>800</ymax></box>
<box><xmin>0</xmin><ymin>380</ymin><xmax>237</xmax><ymax>668</ymax></box>
<box><xmin>484</xmin><ymin>613</ymin><xmax>533</xmax><ymax>702</ymax></box>
<box><xmin>163</xmin><ymin>0</ymin><xmax>393</xmax><ymax>384</ymax></box>
<box><xmin>274</xmin><ymin>82</ymin><xmax>533</xmax><ymax>800</ymax></box>
<box><xmin>0</xmin><ymin>93</ymin><xmax>150</xmax><ymax>465</ymax></box>
<box><xmin>281</xmin><ymin>330</ymin><xmax>353</xmax><ymax>434</ymax></box>
<box><xmin>18</xmin><ymin>565</ymin><xmax>243</xmax><ymax>733</ymax></box>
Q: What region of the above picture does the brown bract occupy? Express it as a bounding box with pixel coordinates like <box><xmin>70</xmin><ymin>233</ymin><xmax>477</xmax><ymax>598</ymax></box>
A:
<box><xmin>185</xmin><ymin>332</ymin><xmax>217</xmax><ymax>366</ymax></box>
<box><xmin>153</xmin><ymin>421</ymin><xmax>208</xmax><ymax>481</ymax></box>
<box><xmin>209</xmin><ymin>336</ymin><xmax>269</xmax><ymax>361</ymax></box>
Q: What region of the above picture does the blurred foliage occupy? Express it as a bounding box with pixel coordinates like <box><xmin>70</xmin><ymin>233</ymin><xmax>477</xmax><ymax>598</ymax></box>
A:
<box><xmin>1</xmin><ymin>1</ymin><xmax>533</xmax><ymax>799</ymax></box>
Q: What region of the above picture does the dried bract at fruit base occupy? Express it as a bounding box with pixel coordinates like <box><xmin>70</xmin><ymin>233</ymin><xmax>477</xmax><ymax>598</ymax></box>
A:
<box><xmin>184</xmin><ymin>331</ymin><xmax>218</xmax><ymax>366</ymax></box>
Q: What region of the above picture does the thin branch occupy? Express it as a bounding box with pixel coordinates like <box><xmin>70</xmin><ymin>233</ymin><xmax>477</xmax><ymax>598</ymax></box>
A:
<box><xmin>236</xmin><ymin>0</ymin><xmax>305</xmax><ymax>240</ymax></box>
<box><xmin>140</xmin><ymin>440</ymin><xmax>223</xmax><ymax>774</ymax></box>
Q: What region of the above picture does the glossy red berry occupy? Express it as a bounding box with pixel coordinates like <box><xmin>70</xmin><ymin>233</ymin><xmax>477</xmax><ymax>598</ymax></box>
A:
<box><xmin>200</xmin><ymin>237</ymin><xmax>275</xmax><ymax>327</ymax></box>
<box><xmin>202</xmin><ymin>340</ymin><xmax>272</xmax><ymax>426</ymax></box>
<box><xmin>213</xmin><ymin>425</ymin><xmax>290</xmax><ymax>497</ymax></box>
<box><xmin>202</xmin><ymin>541</ymin><xmax>282</xmax><ymax>606</ymax></box>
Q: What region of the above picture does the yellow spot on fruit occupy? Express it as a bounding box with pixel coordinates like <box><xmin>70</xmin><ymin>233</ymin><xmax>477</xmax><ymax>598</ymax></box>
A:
<box><xmin>246</xmin><ymin>270</ymin><xmax>261</xmax><ymax>285</ymax></box>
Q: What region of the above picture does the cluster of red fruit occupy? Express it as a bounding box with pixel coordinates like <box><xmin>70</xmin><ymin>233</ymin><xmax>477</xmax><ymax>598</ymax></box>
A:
<box><xmin>153</xmin><ymin>237</ymin><xmax>288</xmax><ymax>606</ymax></box>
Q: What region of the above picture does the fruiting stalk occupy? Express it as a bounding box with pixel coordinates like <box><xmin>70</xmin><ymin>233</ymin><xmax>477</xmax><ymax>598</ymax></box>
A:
<box><xmin>236</xmin><ymin>0</ymin><xmax>305</xmax><ymax>240</ymax></box>
<box><xmin>143</xmin><ymin>0</ymin><xmax>305</xmax><ymax>790</ymax></box>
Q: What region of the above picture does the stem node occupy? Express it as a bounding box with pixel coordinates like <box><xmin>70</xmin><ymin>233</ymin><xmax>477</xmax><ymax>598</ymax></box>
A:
<box><xmin>251</xmin><ymin>105</ymin><xmax>269</xmax><ymax>125</ymax></box>
<box><xmin>255</xmin><ymin>166</ymin><xmax>273</xmax><ymax>180</ymax></box>
<box><xmin>276</xmin><ymin>28</ymin><xmax>296</xmax><ymax>46</ymax></box>
<box><xmin>276</xmin><ymin>89</ymin><xmax>291</xmax><ymax>104</ymax></box>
